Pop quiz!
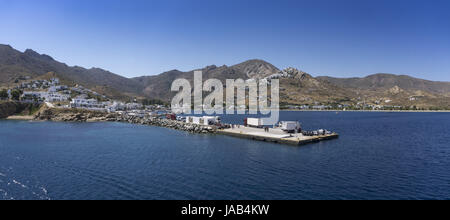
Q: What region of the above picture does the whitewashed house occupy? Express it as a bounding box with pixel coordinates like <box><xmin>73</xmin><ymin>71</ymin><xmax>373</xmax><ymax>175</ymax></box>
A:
<box><xmin>50</xmin><ymin>85</ymin><xmax>68</xmax><ymax>92</ymax></box>
<box><xmin>70</xmin><ymin>98</ymin><xmax>104</xmax><ymax>109</ymax></box>
<box><xmin>105</xmin><ymin>102</ymin><xmax>126</xmax><ymax>113</ymax></box>
<box><xmin>45</xmin><ymin>93</ymin><xmax>70</xmax><ymax>102</ymax></box>
<box><xmin>21</xmin><ymin>91</ymin><xmax>48</xmax><ymax>102</ymax></box>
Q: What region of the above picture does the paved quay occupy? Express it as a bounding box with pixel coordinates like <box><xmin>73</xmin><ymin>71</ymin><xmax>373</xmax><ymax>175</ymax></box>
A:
<box><xmin>218</xmin><ymin>126</ymin><xmax>339</xmax><ymax>146</ymax></box>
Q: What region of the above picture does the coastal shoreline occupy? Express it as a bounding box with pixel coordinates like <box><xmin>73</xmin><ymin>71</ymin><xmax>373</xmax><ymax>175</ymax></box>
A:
<box><xmin>280</xmin><ymin>109</ymin><xmax>450</xmax><ymax>113</ymax></box>
<box><xmin>4</xmin><ymin>106</ymin><xmax>447</xmax><ymax>147</ymax></box>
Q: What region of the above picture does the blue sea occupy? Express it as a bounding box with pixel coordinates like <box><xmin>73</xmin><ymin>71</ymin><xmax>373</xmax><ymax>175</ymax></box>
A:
<box><xmin>0</xmin><ymin>112</ymin><xmax>449</xmax><ymax>200</ymax></box>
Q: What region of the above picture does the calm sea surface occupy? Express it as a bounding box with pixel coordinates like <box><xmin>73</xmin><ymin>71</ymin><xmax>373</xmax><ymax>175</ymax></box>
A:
<box><xmin>1</xmin><ymin>112</ymin><xmax>449</xmax><ymax>200</ymax></box>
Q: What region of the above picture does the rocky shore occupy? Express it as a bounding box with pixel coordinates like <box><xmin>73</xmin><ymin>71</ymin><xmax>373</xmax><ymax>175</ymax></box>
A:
<box><xmin>33</xmin><ymin>107</ymin><xmax>217</xmax><ymax>134</ymax></box>
<box><xmin>35</xmin><ymin>107</ymin><xmax>117</xmax><ymax>122</ymax></box>
<box><xmin>0</xmin><ymin>101</ymin><xmax>41</xmax><ymax>119</ymax></box>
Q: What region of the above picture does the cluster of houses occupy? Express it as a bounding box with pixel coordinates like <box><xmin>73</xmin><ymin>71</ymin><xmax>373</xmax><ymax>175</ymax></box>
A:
<box><xmin>70</xmin><ymin>96</ymin><xmax>105</xmax><ymax>111</ymax></box>
<box><xmin>283</xmin><ymin>102</ymin><xmax>409</xmax><ymax>111</ymax></box>
<box><xmin>18</xmin><ymin>78</ymin><xmax>60</xmax><ymax>90</ymax></box>
<box><xmin>20</xmin><ymin>81</ymin><xmax>107</xmax><ymax>105</ymax></box>
<box><xmin>284</xmin><ymin>104</ymin><xmax>336</xmax><ymax>110</ymax></box>
<box><xmin>69</xmin><ymin>96</ymin><xmax>153</xmax><ymax>113</ymax></box>
<box><xmin>20</xmin><ymin>78</ymin><xmax>71</xmax><ymax>103</ymax></box>
<box><xmin>21</xmin><ymin>91</ymin><xmax>70</xmax><ymax>103</ymax></box>
<box><xmin>71</xmin><ymin>85</ymin><xmax>106</xmax><ymax>99</ymax></box>
<box><xmin>5</xmin><ymin>77</ymin><xmax>169</xmax><ymax>114</ymax></box>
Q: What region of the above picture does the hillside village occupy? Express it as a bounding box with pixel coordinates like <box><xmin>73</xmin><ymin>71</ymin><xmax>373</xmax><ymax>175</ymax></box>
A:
<box><xmin>0</xmin><ymin>77</ymin><xmax>169</xmax><ymax>117</ymax></box>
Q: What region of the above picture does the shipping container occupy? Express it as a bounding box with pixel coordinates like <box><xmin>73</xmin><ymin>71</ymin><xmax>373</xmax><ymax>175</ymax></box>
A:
<box><xmin>246</xmin><ymin>118</ymin><xmax>263</xmax><ymax>128</ymax></box>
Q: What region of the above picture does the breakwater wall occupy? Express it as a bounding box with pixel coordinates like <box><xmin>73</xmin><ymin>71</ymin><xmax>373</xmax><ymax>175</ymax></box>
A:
<box><xmin>34</xmin><ymin>107</ymin><xmax>217</xmax><ymax>134</ymax></box>
<box><xmin>26</xmin><ymin>107</ymin><xmax>339</xmax><ymax>146</ymax></box>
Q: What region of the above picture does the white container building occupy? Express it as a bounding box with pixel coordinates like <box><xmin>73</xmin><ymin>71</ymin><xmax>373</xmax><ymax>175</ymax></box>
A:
<box><xmin>186</xmin><ymin>116</ymin><xmax>220</xmax><ymax>126</ymax></box>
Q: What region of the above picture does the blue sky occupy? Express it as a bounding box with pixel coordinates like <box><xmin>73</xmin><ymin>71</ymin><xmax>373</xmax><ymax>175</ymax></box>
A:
<box><xmin>0</xmin><ymin>0</ymin><xmax>449</xmax><ymax>81</ymax></box>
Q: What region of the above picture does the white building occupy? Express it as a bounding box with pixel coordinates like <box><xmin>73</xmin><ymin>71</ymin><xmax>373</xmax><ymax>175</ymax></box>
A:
<box><xmin>70</xmin><ymin>98</ymin><xmax>104</xmax><ymax>109</ymax></box>
<box><xmin>105</xmin><ymin>102</ymin><xmax>126</xmax><ymax>113</ymax></box>
<box><xmin>186</xmin><ymin>116</ymin><xmax>220</xmax><ymax>126</ymax></box>
<box><xmin>48</xmin><ymin>85</ymin><xmax>68</xmax><ymax>93</ymax></box>
<box><xmin>22</xmin><ymin>91</ymin><xmax>48</xmax><ymax>102</ymax></box>
<box><xmin>45</xmin><ymin>93</ymin><xmax>70</xmax><ymax>102</ymax></box>
<box><xmin>126</xmin><ymin>103</ymin><xmax>143</xmax><ymax>110</ymax></box>
<box><xmin>22</xmin><ymin>91</ymin><xmax>70</xmax><ymax>103</ymax></box>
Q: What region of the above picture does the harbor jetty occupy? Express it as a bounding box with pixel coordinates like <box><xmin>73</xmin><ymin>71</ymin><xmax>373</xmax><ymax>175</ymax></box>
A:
<box><xmin>218</xmin><ymin>126</ymin><xmax>338</xmax><ymax>146</ymax></box>
<box><xmin>183</xmin><ymin>116</ymin><xmax>339</xmax><ymax>146</ymax></box>
<box><xmin>32</xmin><ymin>107</ymin><xmax>217</xmax><ymax>134</ymax></box>
<box><xmin>8</xmin><ymin>106</ymin><xmax>338</xmax><ymax>146</ymax></box>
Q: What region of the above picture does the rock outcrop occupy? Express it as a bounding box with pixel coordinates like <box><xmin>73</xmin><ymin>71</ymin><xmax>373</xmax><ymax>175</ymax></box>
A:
<box><xmin>0</xmin><ymin>101</ymin><xmax>41</xmax><ymax>119</ymax></box>
<box><xmin>34</xmin><ymin>108</ymin><xmax>115</xmax><ymax>122</ymax></box>
<box><xmin>265</xmin><ymin>67</ymin><xmax>311</xmax><ymax>80</ymax></box>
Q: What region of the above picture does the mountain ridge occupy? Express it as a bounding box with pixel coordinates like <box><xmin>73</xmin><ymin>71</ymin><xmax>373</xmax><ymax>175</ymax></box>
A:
<box><xmin>317</xmin><ymin>73</ymin><xmax>450</xmax><ymax>94</ymax></box>
<box><xmin>0</xmin><ymin>44</ymin><xmax>144</xmax><ymax>100</ymax></box>
<box><xmin>1</xmin><ymin>44</ymin><xmax>449</xmax><ymax>109</ymax></box>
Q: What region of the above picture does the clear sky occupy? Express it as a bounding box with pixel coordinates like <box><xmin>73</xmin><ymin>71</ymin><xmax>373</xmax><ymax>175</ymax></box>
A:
<box><xmin>0</xmin><ymin>0</ymin><xmax>449</xmax><ymax>81</ymax></box>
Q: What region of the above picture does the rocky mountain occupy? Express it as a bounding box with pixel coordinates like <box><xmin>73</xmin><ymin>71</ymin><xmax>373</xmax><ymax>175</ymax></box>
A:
<box><xmin>132</xmin><ymin>59</ymin><xmax>280</xmax><ymax>100</ymax></box>
<box><xmin>1</xmin><ymin>44</ymin><xmax>449</xmax><ymax>109</ymax></box>
<box><xmin>271</xmin><ymin>68</ymin><xmax>354</xmax><ymax>106</ymax></box>
<box><xmin>0</xmin><ymin>44</ymin><xmax>144</xmax><ymax>100</ymax></box>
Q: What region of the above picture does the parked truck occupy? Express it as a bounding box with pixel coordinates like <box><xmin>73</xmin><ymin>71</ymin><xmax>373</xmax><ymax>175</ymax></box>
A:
<box><xmin>245</xmin><ymin>118</ymin><xmax>264</xmax><ymax>128</ymax></box>
<box><xmin>279</xmin><ymin>121</ymin><xmax>302</xmax><ymax>133</ymax></box>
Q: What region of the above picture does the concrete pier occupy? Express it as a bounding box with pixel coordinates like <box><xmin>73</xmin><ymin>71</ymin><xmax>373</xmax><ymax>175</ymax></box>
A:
<box><xmin>218</xmin><ymin>126</ymin><xmax>339</xmax><ymax>146</ymax></box>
